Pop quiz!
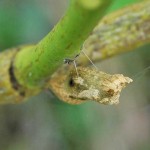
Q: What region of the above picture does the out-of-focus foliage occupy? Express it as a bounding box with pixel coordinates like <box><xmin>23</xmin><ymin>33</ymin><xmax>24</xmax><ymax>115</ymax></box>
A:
<box><xmin>0</xmin><ymin>0</ymin><xmax>150</xmax><ymax>150</ymax></box>
<box><xmin>107</xmin><ymin>0</ymin><xmax>141</xmax><ymax>13</ymax></box>
<box><xmin>0</xmin><ymin>0</ymin><xmax>66</xmax><ymax>50</ymax></box>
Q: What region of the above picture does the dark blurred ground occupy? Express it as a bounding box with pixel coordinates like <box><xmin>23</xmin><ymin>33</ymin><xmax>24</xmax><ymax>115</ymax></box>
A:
<box><xmin>0</xmin><ymin>0</ymin><xmax>150</xmax><ymax>150</ymax></box>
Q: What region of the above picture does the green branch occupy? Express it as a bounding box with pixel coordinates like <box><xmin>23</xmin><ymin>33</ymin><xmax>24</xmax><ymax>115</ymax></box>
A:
<box><xmin>0</xmin><ymin>0</ymin><xmax>148</xmax><ymax>104</ymax></box>
<box><xmin>13</xmin><ymin>0</ymin><xmax>113</xmax><ymax>88</ymax></box>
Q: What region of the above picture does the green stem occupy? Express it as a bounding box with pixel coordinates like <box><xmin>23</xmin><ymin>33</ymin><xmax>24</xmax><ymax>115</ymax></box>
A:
<box><xmin>14</xmin><ymin>0</ymin><xmax>112</xmax><ymax>88</ymax></box>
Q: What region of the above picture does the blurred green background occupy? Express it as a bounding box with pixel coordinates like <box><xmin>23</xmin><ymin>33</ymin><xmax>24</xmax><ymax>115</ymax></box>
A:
<box><xmin>0</xmin><ymin>0</ymin><xmax>150</xmax><ymax>150</ymax></box>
